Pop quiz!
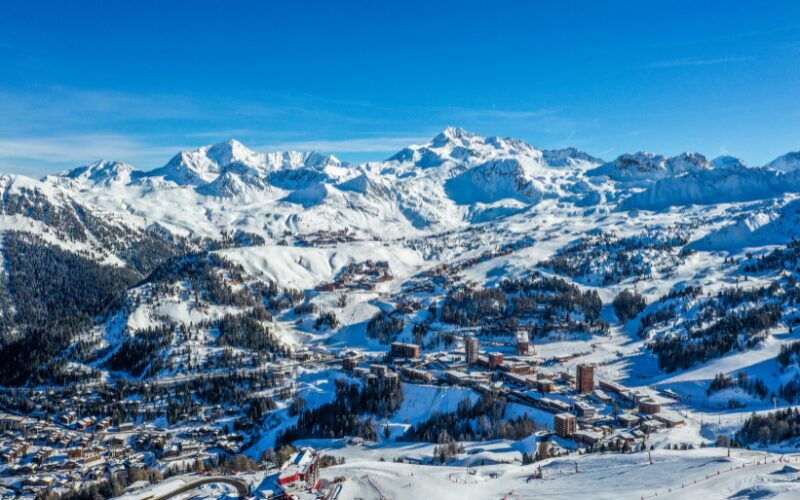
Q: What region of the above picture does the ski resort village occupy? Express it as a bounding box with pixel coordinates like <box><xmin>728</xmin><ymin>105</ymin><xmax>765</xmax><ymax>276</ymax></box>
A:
<box><xmin>4</xmin><ymin>130</ymin><xmax>800</xmax><ymax>499</ymax></box>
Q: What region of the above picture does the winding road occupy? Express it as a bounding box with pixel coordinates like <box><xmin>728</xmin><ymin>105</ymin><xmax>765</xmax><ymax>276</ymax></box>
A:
<box><xmin>147</xmin><ymin>476</ymin><xmax>249</xmax><ymax>500</ymax></box>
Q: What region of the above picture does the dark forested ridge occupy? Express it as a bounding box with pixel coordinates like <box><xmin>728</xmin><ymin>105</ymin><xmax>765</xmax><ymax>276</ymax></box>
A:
<box><xmin>403</xmin><ymin>391</ymin><xmax>539</xmax><ymax>443</ymax></box>
<box><xmin>736</xmin><ymin>408</ymin><xmax>800</xmax><ymax>446</ymax></box>
<box><xmin>276</xmin><ymin>379</ymin><xmax>404</xmax><ymax>446</ymax></box>
<box><xmin>0</xmin><ymin>231</ymin><xmax>140</xmax><ymax>385</ymax></box>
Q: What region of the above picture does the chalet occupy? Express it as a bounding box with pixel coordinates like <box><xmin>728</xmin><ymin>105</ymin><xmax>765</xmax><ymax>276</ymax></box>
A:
<box><xmin>76</xmin><ymin>417</ymin><xmax>97</xmax><ymax>430</ymax></box>
<box><xmin>59</xmin><ymin>412</ymin><xmax>77</xmax><ymax>426</ymax></box>
<box><xmin>23</xmin><ymin>475</ymin><xmax>56</xmax><ymax>487</ymax></box>
<box><xmin>82</xmin><ymin>452</ymin><xmax>103</xmax><ymax>466</ymax></box>
<box><xmin>498</xmin><ymin>372</ymin><xmax>537</xmax><ymax>388</ymax></box>
<box><xmin>106</xmin><ymin>436</ymin><xmax>127</xmax><ymax>449</ymax></box>
<box><xmin>33</xmin><ymin>448</ymin><xmax>52</xmax><ymax>464</ymax></box>
<box><xmin>488</xmin><ymin>352</ymin><xmax>504</xmax><ymax>369</ymax></box>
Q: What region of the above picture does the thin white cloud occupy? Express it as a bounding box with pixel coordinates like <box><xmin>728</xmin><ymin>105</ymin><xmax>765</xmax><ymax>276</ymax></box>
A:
<box><xmin>0</xmin><ymin>88</ymin><xmax>203</xmax><ymax>132</ymax></box>
<box><xmin>0</xmin><ymin>135</ymin><xmax>183</xmax><ymax>176</ymax></box>
<box><xmin>645</xmin><ymin>56</ymin><xmax>752</xmax><ymax>68</ymax></box>
<box><xmin>450</xmin><ymin>109</ymin><xmax>554</xmax><ymax>120</ymax></box>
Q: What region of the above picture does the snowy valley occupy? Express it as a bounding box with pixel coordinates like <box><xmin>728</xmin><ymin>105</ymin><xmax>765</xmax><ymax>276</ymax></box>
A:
<box><xmin>3</xmin><ymin>128</ymin><xmax>800</xmax><ymax>499</ymax></box>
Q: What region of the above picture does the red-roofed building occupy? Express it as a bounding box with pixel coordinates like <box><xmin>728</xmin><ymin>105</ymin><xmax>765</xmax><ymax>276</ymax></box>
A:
<box><xmin>278</xmin><ymin>447</ymin><xmax>321</xmax><ymax>496</ymax></box>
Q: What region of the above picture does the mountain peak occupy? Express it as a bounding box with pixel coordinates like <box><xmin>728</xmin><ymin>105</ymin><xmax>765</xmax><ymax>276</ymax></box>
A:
<box><xmin>206</xmin><ymin>139</ymin><xmax>259</xmax><ymax>167</ymax></box>
<box><xmin>45</xmin><ymin>159</ymin><xmax>137</xmax><ymax>187</ymax></box>
<box><xmin>711</xmin><ymin>155</ymin><xmax>749</xmax><ymax>170</ymax></box>
<box><xmin>766</xmin><ymin>151</ymin><xmax>800</xmax><ymax>172</ymax></box>
<box><xmin>146</xmin><ymin>139</ymin><xmax>264</xmax><ymax>186</ymax></box>
<box><xmin>431</xmin><ymin>126</ymin><xmax>480</xmax><ymax>148</ymax></box>
<box><xmin>542</xmin><ymin>147</ymin><xmax>604</xmax><ymax>167</ymax></box>
<box><xmin>666</xmin><ymin>152</ymin><xmax>712</xmax><ymax>172</ymax></box>
<box><xmin>440</xmin><ymin>126</ymin><xmax>474</xmax><ymax>140</ymax></box>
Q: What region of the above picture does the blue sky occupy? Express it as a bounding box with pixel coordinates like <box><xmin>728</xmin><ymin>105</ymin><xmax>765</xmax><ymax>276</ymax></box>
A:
<box><xmin>1</xmin><ymin>0</ymin><xmax>799</xmax><ymax>176</ymax></box>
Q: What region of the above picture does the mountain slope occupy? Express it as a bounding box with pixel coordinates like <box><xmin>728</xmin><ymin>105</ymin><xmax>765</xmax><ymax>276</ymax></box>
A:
<box><xmin>765</xmin><ymin>151</ymin><xmax>800</xmax><ymax>172</ymax></box>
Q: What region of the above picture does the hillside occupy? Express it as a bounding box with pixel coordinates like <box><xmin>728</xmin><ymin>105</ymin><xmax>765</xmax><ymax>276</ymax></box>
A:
<box><xmin>2</xmin><ymin>128</ymin><xmax>800</xmax><ymax>498</ymax></box>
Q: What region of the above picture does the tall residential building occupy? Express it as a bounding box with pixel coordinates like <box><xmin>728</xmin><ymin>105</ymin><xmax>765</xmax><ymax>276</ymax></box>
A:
<box><xmin>464</xmin><ymin>336</ymin><xmax>479</xmax><ymax>364</ymax></box>
<box><xmin>390</xmin><ymin>342</ymin><xmax>421</xmax><ymax>358</ymax></box>
<box><xmin>576</xmin><ymin>364</ymin><xmax>595</xmax><ymax>394</ymax></box>
<box><xmin>554</xmin><ymin>413</ymin><xmax>577</xmax><ymax>437</ymax></box>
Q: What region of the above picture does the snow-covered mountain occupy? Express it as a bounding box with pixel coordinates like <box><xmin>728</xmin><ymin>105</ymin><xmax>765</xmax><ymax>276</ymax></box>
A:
<box><xmin>29</xmin><ymin>130</ymin><xmax>800</xmax><ymax>245</ymax></box>
<box><xmin>711</xmin><ymin>155</ymin><xmax>748</xmax><ymax>170</ymax></box>
<box><xmin>44</xmin><ymin>159</ymin><xmax>139</xmax><ymax>188</ymax></box>
<box><xmin>196</xmin><ymin>161</ymin><xmax>274</xmax><ymax>198</ymax></box>
<box><xmin>619</xmin><ymin>165</ymin><xmax>800</xmax><ymax>211</ymax></box>
<box><xmin>765</xmin><ymin>150</ymin><xmax>800</xmax><ymax>173</ymax></box>
<box><xmin>542</xmin><ymin>146</ymin><xmax>603</xmax><ymax>168</ymax></box>
<box><xmin>9</xmin><ymin>128</ymin><xmax>800</xmax><ymax>361</ymax></box>
<box><xmin>8</xmin><ymin>127</ymin><xmax>800</xmax><ymax>496</ymax></box>
<box><xmin>144</xmin><ymin>139</ymin><xmax>262</xmax><ymax>186</ymax></box>
<box><xmin>587</xmin><ymin>151</ymin><xmax>711</xmax><ymax>183</ymax></box>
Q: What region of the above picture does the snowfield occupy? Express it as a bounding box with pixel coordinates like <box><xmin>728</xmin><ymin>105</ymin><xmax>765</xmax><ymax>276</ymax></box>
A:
<box><xmin>313</xmin><ymin>447</ymin><xmax>800</xmax><ymax>500</ymax></box>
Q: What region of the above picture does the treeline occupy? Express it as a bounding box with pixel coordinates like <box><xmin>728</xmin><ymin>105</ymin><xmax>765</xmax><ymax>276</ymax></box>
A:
<box><xmin>0</xmin><ymin>231</ymin><xmax>139</xmax><ymax>385</ymax></box>
<box><xmin>145</xmin><ymin>253</ymin><xmax>256</xmax><ymax>307</ymax></box>
<box><xmin>706</xmin><ymin>372</ymin><xmax>769</xmax><ymax>400</ymax></box>
<box><xmin>107</xmin><ymin>324</ymin><xmax>176</xmax><ymax>377</ymax></box>
<box><xmin>276</xmin><ymin>379</ymin><xmax>403</xmax><ymax>447</ymax></box>
<box><xmin>538</xmin><ymin>229</ymin><xmax>689</xmax><ymax>285</ymax></box>
<box><xmin>403</xmin><ymin>391</ymin><xmax>539</xmax><ymax>442</ymax></box>
<box><xmin>638</xmin><ymin>286</ymin><xmax>703</xmax><ymax>337</ymax></box>
<box><xmin>217</xmin><ymin>307</ymin><xmax>282</xmax><ymax>353</ymax></box>
<box><xmin>439</xmin><ymin>273</ymin><xmax>605</xmax><ymax>337</ymax></box>
<box><xmin>1</xmin><ymin>186</ymin><xmax>88</xmax><ymax>241</ymax></box>
<box><xmin>205</xmin><ymin>229</ymin><xmax>266</xmax><ymax>250</ymax></box>
<box><xmin>736</xmin><ymin>408</ymin><xmax>800</xmax><ymax>446</ymax></box>
<box><xmin>778</xmin><ymin>340</ymin><xmax>800</xmax><ymax>368</ymax></box>
<box><xmin>314</xmin><ymin>310</ymin><xmax>339</xmax><ymax>330</ymax></box>
<box><xmin>366</xmin><ymin>310</ymin><xmax>406</xmax><ymax>344</ymax></box>
<box><xmin>778</xmin><ymin>373</ymin><xmax>800</xmax><ymax>404</ymax></box>
<box><xmin>652</xmin><ymin>302</ymin><xmax>780</xmax><ymax>372</ymax></box>
<box><xmin>163</xmin><ymin>385</ymin><xmax>276</xmax><ymax>425</ymax></box>
<box><xmin>441</xmin><ymin>287</ymin><xmax>507</xmax><ymax>326</ymax></box>
<box><xmin>742</xmin><ymin>240</ymin><xmax>800</xmax><ymax>274</ymax></box>
<box><xmin>612</xmin><ymin>288</ymin><xmax>647</xmax><ymax>323</ymax></box>
<box><xmin>645</xmin><ymin>284</ymin><xmax>785</xmax><ymax>372</ymax></box>
<box><xmin>500</xmin><ymin>274</ymin><xmax>603</xmax><ymax>323</ymax></box>
<box><xmin>74</xmin><ymin>203</ymin><xmax>184</xmax><ymax>275</ymax></box>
